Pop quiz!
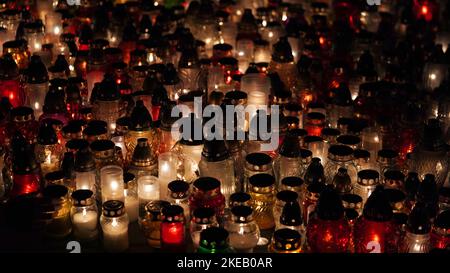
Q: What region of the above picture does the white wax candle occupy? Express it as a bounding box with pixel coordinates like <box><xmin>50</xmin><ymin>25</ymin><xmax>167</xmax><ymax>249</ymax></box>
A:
<box><xmin>158</xmin><ymin>152</ymin><xmax>178</xmax><ymax>200</ymax></box>
<box><xmin>229</xmin><ymin>233</ymin><xmax>259</xmax><ymax>253</ymax></box>
<box><xmin>125</xmin><ymin>195</ymin><xmax>139</xmax><ymax>222</ymax></box>
<box><xmin>103</xmin><ymin>224</ymin><xmax>129</xmax><ymax>252</ymax></box>
<box><xmin>72</xmin><ymin>210</ymin><xmax>98</xmax><ymax>240</ymax></box>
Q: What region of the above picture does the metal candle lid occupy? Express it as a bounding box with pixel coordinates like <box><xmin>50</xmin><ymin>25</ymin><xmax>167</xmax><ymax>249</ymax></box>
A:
<box><xmin>276</xmin><ymin>190</ymin><xmax>298</xmax><ymax>203</ymax></box>
<box><xmin>90</xmin><ymin>139</ymin><xmax>115</xmax><ymax>159</ymax></box>
<box><xmin>71</xmin><ymin>189</ymin><xmax>94</xmax><ymax>206</ymax></box>
<box><xmin>199</xmin><ymin>227</ymin><xmax>229</xmax><ymax>250</ymax></box>
<box><xmin>192</xmin><ymin>207</ymin><xmax>216</xmax><ymax>224</ymax></box>
<box><xmin>341</xmin><ymin>193</ymin><xmax>363</xmax><ymax>211</ymax></box>
<box><xmin>272</xmin><ymin>228</ymin><xmax>301</xmax><ymax>251</ymax></box>
<box><xmin>229</xmin><ymin>192</ymin><xmax>252</xmax><ymax>207</ymax></box>
<box><xmin>231</xmin><ymin>205</ymin><xmax>254</xmax><ymax>223</ymax></box>
<box><xmin>145</xmin><ymin>200</ymin><xmax>171</xmax><ymax>221</ymax></box>
<box><xmin>45</xmin><ymin>170</ymin><xmax>65</xmax><ymax>186</ymax></box>
<box><xmin>168</xmin><ymin>180</ymin><xmax>190</xmax><ymax>199</ymax></box>
<box><xmin>161</xmin><ymin>204</ymin><xmax>185</xmax><ymax>223</ymax></box>
<box><xmin>193</xmin><ymin>177</ymin><xmax>221</xmax><ymax>196</ymax></box>
<box><xmin>383</xmin><ymin>170</ymin><xmax>405</xmax><ymax>189</ymax></box>
<box><xmin>281</xmin><ymin>176</ymin><xmax>304</xmax><ymax>192</ymax></box>
<box><xmin>102</xmin><ymin>200</ymin><xmax>125</xmax><ymax>217</ymax></box>
<box><xmin>249</xmin><ymin>173</ymin><xmax>275</xmax><ymax>194</ymax></box>
<box><xmin>328</xmin><ymin>145</ymin><xmax>354</xmax><ymax>162</ymax></box>
<box><xmin>357</xmin><ymin>169</ymin><xmax>379</xmax><ymax>186</ymax></box>
<box><xmin>245</xmin><ymin>153</ymin><xmax>272</xmax><ymax>171</ymax></box>
<box><xmin>377</xmin><ymin>149</ymin><xmax>398</xmax><ymax>165</ymax></box>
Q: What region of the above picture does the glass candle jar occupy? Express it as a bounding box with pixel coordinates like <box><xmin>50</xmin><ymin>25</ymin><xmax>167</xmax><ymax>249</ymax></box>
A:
<box><xmin>42</xmin><ymin>185</ymin><xmax>72</xmax><ymax>238</ymax></box>
<box><xmin>354</xmin><ymin>186</ymin><xmax>398</xmax><ymax>253</ymax></box>
<box><xmin>190</xmin><ymin>207</ymin><xmax>219</xmax><ymax>250</ymax></box>
<box><xmin>307</xmin><ymin>186</ymin><xmax>352</xmax><ymax>253</ymax></box>
<box><xmin>332</xmin><ymin>167</ymin><xmax>353</xmax><ymax>195</ymax></box>
<box><xmin>267</xmin><ymin>37</ymin><xmax>299</xmax><ymax>91</ymax></box>
<box><xmin>225</xmin><ymin>205</ymin><xmax>260</xmax><ymax>253</ymax></box>
<box><xmin>197</xmin><ymin>227</ymin><xmax>233</xmax><ymax>253</ymax></box>
<box><xmin>324</xmin><ymin>145</ymin><xmax>357</xmax><ymax>185</ymax></box>
<box><xmin>124</xmin><ymin>172</ymin><xmax>138</xmax><ymax>223</ymax></box>
<box><xmin>74</xmin><ymin>148</ymin><xmax>97</xmax><ymax>193</ymax></box>
<box><xmin>90</xmin><ymin>140</ymin><xmax>121</xmax><ymax>169</ymax></box>
<box><xmin>280</xmin><ymin>176</ymin><xmax>305</xmax><ymax>204</ymax></box>
<box><xmin>249</xmin><ymin>173</ymin><xmax>275</xmax><ymax>230</ymax></box>
<box><xmin>302</xmin><ymin>182</ymin><xmax>326</xmax><ymax>225</ymax></box>
<box><xmin>342</xmin><ymin>193</ymin><xmax>364</xmax><ymax>216</ymax></box>
<box><xmin>24</xmin><ymin>55</ymin><xmax>49</xmax><ymax>118</ymax></box>
<box><xmin>167</xmin><ymin>180</ymin><xmax>190</xmax><ymax>219</ymax></box>
<box><xmin>243</xmin><ymin>153</ymin><xmax>273</xmax><ymax>192</ymax></box>
<box><xmin>198</xmin><ymin>140</ymin><xmax>235</xmax><ymax>202</ymax></box>
<box><xmin>431</xmin><ymin>210</ymin><xmax>450</xmax><ymax>250</ymax></box>
<box><xmin>400</xmin><ymin>202</ymin><xmax>431</xmax><ymax>253</ymax></box>
<box><xmin>24</xmin><ymin>21</ymin><xmax>45</xmax><ymax>54</ymax></box>
<box><xmin>269</xmin><ymin>228</ymin><xmax>302</xmax><ymax>253</ymax></box>
<box><xmin>159</xmin><ymin>152</ymin><xmax>179</xmax><ymax>200</ymax></box>
<box><xmin>36</xmin><ymin>121</ymin><xmax>64</xmax><ymax>176</ymax></box>
<box><xmin>377</xmin><ymin>149</ymin><xmax>401</xmax><ymax>181</ymax></box>
<box><xmin>273</xmin><ymin>133</ymin><xmax>302</xmax><ymax>184</ymax></box>
<box><xmin>138</xmin><ymin>175</ymin><xmax>160</xmax><ymax>222</ymax></box>
<box><xmin>100</xmin><ymin>200</ymin><xmax>129</xmax><ymax>252</ymax></box>
<box><xmin>100</xmin><ymin>165</ymin><xmax>125</xmax><ymax>203</ymax></box>
<box><xmin>140</xmin><ymin>200</ymin><xmax>170</xmax><ymax>248</ymax></box>
<box><xmin>70</xmin><ymin>189</ymin><xmax>99</xmax><ymax>242</ymax></box>
<box><xmin>438</xmin><ymin>188</ymin><xmax>450</xmax><ymax>213</ymax></box>
<box><xmin>3</xmin><ymin>40</ymin><xmax>30</xmax><ymax>71</ymax></box>
<box><xmin>161</xmin><ymin>204</ymin><xmax>186</xmax><ymax>252</ymax></box>
<box><xmin>189</xmin><ymin>177</ymin><xmax>226</xmax><ymax>218</ymax></box>
<box><xmin>354</xmin><ymin>149</ymin><xmax>377</xmax><ymax>171</ymax></box>
<box><xmin>304</xmin><ymin>136</ymin><xmax>326</xmax><ymax>165</ymax></box>
<box><xmin>354</xmin><ymin>169</ymin><xmax>380</xmax><ymax>207</ymax></box>
<box><xmin>129</xmin><ymin>138</ymin><xmax>158</xmax><ymax>178</ymax></box>
<box><xmin>0</xmin><ymin>53</ymin><xmax>25</xmax><ymax>108</ymax></box>
<box><xmin>304</xmin><ymin>112</ymin><xmax>326</xmax><ymax>137</ymax></box>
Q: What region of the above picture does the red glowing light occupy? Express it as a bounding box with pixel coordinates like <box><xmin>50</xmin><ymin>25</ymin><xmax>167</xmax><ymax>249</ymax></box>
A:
<box><xmin>116</xmin><ymin>79</ymin><xmax>122</xmax><ymax>84</ymax></box>
<box><xmin>421</xmin><ymin>5</ymin><xmax>428</xmax><ymax>15</ymax></box>
<box><xmin>319</xmin><ymin>37</ymin><xmax>325</xmax><ymax>46</ymax></box>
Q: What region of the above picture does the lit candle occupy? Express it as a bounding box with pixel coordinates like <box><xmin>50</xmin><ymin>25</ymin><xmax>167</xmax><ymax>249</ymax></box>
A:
<box><xmin>100</xmin><ymin>165</ymin><xmax>125</xmax><ymax>203</ymax></box>
<box><xmin>111</xmin><ymin>135</ymin><xmax>127</xmax><ymax>161</ymax></box>
<box><xmin>138</xmin><ymin>175</ymin><xmax>160</xmax><ymax>221</ymax></box>
<box><xmin>72</xmin><ymin>209</ymin><xmax>98</xmax><ymax>240</ymax></box>
<box><xmin>100</xmin><ymin>200</ymin><xmax>129</xmax><ymax>252</ymax></box>
<box><xmin>158</xmin><ymin>152</ymin><xmax>178</xmax><ymax>200</ymax></box>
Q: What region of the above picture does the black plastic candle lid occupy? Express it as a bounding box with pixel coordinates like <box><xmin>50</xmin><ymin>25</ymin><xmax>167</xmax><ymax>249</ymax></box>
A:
<box><xmin>306</xmin><ymin>112</ymin><xmax>325</xmax><ymax>120</ymax></box>
<box><xmin>87</xmin><ymin>119</ymin><xmax>107</xmax><ymax>129</ymax></box>
<box><xmin>342</xmin><ymin>193</ymin><xmax>363</xmax><ymax>204</ymax></box>
<box><xmin>384</xmin><ymin>170</ymin><xmax>405</xmax><ymax>181</ymax></box>
<box><xmin>63</xmin><ymin>122</ymin><xmax>82</xmax><ymax>134</ymax></box>
<box><xmin>45</xmin><ymin>170</ymin><xmax>65</xmax><ymax>182</ymax></box>
<box><xmin>279</xmin><ymin>134</ymin><xmax>301</xmax><ymax>158</ymax></box>
<box><xmin>201</xmin><ymin>139</ymin><xmax>230</xmax><ymax>162</ymax></box>
<box><xmin>194</xmin><ymin>177</ymin><xmax>221</xmax><ymax>192</ymax></box>
<box><xmin>102</xmin><ymin>200</ymin><xmax>125</xmax><ymax>217</ymax></box>
<box><xmin>276</xmin><ymin>190</ymin><xmax>298</xmax><ymax>203</ymax></box>
<box><xmin>71</xmin><ymin>189</ymin><xmax>93</xmax><ymax>202</ymax></box>
<box><xmin>130</xmin><ymin>100</ymin><xmax>153</xmax><ymax>130</ymax></box>
<box><xmin>358</xmin><ymin>169</ymin><xmax>379</xmax><ymax>180</ymax></box>
<box><xmin>304</xmin><ymin>135</ymin><xmax>323</xmax><ymax>144</ymax></box>
<box><xmin>249</xmin><ymin>173</ymin><xmax>275</xmax><ymax>188</ymax></box>
<box><xmin>83</xmin><ymin>124</ymin><xmax>107</xmax><ymax>136</ymax></box>
<box><xmin>43</xmin><ymin>184</ymin><xmax>68</xmax><ymax>199</ymax></box>
<box><xmin>245</xmin><ymin>153</ymin><xmax>272</xmax><ymax>166</ymax></box>
<box><xmin>321</xmin><ymin>127</ymin><xmax>341</xmax><ymax>137</ymax></box>
<box><xmin>37</xmin><ymin>122</ymin><xmax>58</xmax><ymax>145</ymax></box>
<box><xmin>66</xmin><ymin>139</ymin><xmax>89</xmax><ymax>151</ymax></box>
<box><xmin>200</xmin><ymin>227</ymin><xmax>229</xmax><ymax>248</ymax></box>
<box><xmin>231</xmin><ymin>205</ymin><xmax>253</xmax><ymax>218</ymax></box>
<box><xmin>229</xmin><ymin>192</ymin><xmax>251</xmax><ymax>206</ymax></box>
<box><xmin>193</xmin><ymin>207</ymin><xmax>215</xmax><ymax>222</ymax></box>
<box><xmin>273</xmin><ymin>228</ymin><xmax>301</xmax><ymax>245</ymax></box>
<box><xmin>26</xmin><ymin>55</ymin><xmax>48</xmax><ymax>84</ymax></box>
<box><xmin>377</xmin><ymin>149</ymin><xmax>398</xmax><ymax>159</ymax></box>
<box><xmin>354</xmin><ymin>149</ymin><xmax>370</xmax><ymax>159</ymax></box>
<box><xmin>328</xmin><ymin>145</ymin><xmax>354</xmax><ymax>157</ymax></box>
<box><xmin>225</xmin><ymin>90</ymin><xmax>247</xmax><ymax>101</ymax></box>
<box><xmin>11</xmin><ymin>106</ymin><xmax>34</xmax><ymax>120</ymax></box>
<box><xmin>336</xmin><ymin>135</ymin><xmax>361</xmax><ymax>146</ymax></box>
<box><xmin>168</xmin><ymin>180</ymin><xmax>190</xmax><ymax>193</ymax></box>
<box><xmin>289</xmin><ymin>129</ymin><xmax>308</xmax><ymax>138</ymax></box>
<box><xmin>90</xmin><ymin>139</ymin><xmax>115</xmax><ymax>152</ymax></box>
<box><xmin>218</xmin><ymin>57</ymin><xmax>238</xmax><ymax>66</ymax></box>
<box><xmin>74</xmin><ymin>148</ymin><xmax>95</xmax><ymax>171</ymax></box>
<box><xmin>213</xmin><ymin>43</ymin><xmax>232</xmax><ymax>52</ymax></box>
<box><xmin>162</xmin><ymin>204</ymin><xmax>184</xmax><ymax>218</ymax></box>
<box><xmin>281</xmin><ymin>176</ymin><xmax>304</xmax><ymax>187</ymax></box>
